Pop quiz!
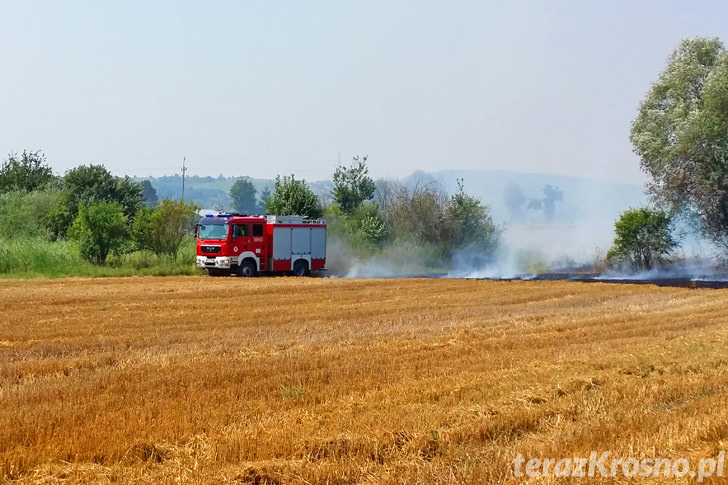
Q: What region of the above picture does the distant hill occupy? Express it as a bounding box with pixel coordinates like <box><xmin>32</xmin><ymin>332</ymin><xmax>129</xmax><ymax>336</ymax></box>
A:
<box><xmin>137</xmin><ymin>175</ymin><xmax>274</xmax><ymax>211</ymax></box>
<box><xmin>139</xmin><ymin>170</ymin><xmax>646</xmax><ymax>223</ymax></box>
<box><xmin>137</xmin><ymin>174</ymin><xmax>335</xmax><ymax>211</ymax></box>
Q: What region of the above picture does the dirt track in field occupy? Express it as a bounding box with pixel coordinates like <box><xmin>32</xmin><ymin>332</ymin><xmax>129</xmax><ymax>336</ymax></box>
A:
<box><xmin>2</xmin><ymin>276</ymin><xmax>728</xmax><ymax>483</ymax></box>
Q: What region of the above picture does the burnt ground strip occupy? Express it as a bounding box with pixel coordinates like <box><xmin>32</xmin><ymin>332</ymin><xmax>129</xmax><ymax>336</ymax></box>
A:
<box><xmin>482</xmin><ymin>274</ymin><xmax>728</xmax><ymax>289</ymax></box>
<box><xmin>327</xmin><ymin>271</ymin><xmax>728</xmax><ymax>288</ymax></box>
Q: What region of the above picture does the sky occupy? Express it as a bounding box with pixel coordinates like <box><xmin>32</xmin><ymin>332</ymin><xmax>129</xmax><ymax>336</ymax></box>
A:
<box><xmin>2</xmin><ymin>1</ymin><xmax>728</xmax><ymax>183</ymax></box>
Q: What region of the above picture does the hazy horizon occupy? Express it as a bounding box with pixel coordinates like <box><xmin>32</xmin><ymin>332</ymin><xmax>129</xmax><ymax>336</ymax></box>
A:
<box><xmin>4</xmin><ymin>2</ymin><xmax>728</xmax><ymax>185</ymax></box>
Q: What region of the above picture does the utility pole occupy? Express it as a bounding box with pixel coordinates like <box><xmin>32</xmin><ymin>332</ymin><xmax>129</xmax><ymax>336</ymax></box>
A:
<box><xmin>181</xmin><ymin>157</ymin><xmax>187</xmax><ymax>203</ymax></box>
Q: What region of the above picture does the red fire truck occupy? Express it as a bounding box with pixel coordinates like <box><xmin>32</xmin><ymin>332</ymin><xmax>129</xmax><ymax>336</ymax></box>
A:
<box><xmin>195</xmin><ymin>214</ymin><xmax>326</xmax><ymax>277</ymax></box>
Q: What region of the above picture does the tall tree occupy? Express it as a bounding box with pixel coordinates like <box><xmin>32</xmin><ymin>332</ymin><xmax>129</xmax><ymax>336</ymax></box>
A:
<box><xmin>265</xmin><ymin>175</ymin><xmax>323</xmax><ymax>218</ymax></box>
<box><xmin>631</xmin><ymin>37</ymin><xmax>728</xmax><ymax>248</ymax></box>
<box><xmin>0</xmin><ymin>150</ymin><xmax>55</xmax><ymax>193</ymax></box>
<box><xmin>332</xmin><ymin>156</ymin><xmax>376</xmax><ymax>213</ymax></box>
<box><xmin>229</xmin><ymin>177</ymin><xmax>258</xmax><ymax>214</ymax></box>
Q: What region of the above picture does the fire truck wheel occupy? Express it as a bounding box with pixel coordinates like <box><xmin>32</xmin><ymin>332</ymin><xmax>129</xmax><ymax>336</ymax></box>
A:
<box><xmin>237</xmin><ymin>259</ymin><xmax>258</xmax><ymax>277</ymax></box>
<box><xmin>293</xmin><ymin>259</ymin><xmax>310</xmax><ymax>277</ymax></box>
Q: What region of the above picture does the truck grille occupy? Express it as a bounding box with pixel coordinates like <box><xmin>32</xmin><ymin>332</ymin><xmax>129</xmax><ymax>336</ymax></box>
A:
<box><xmin>200</xmin><ymin>245</ymin><xmax>221</xmax><ymax>254</ymax></box>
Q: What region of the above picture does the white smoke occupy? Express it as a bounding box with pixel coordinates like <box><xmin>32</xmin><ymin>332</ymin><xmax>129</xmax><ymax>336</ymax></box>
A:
<box><xmin>444</xmin><ymin>222</ymin><xmax>613</xmax><ymax>279</ymax></box>
<box><xmin>326</xmin><ymin>237</ymin><xmax>441</xmax><ymax>278</ymax></box>
<box><xmin>323</xmin><ymin>171</ymin><xmax>724</xmax><ymax>280</ymax></box>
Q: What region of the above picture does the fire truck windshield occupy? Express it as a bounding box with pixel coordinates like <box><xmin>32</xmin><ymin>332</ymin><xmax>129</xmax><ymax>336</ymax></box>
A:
<box><xmin>198</xmin><ymin>222</ymin><xmax>229</xmax><ymax>240</ymax></box>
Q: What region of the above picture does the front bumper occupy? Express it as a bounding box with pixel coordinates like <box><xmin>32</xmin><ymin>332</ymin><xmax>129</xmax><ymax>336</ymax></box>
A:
<box><xmin>196</xmin><ymin>256</ymin><xmax>232</xmax><ymax>269</ymax></box>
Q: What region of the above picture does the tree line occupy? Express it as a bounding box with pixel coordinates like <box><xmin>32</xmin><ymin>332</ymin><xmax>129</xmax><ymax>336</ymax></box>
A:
<box><xmin>0</xmin><ymin>151</ymin><xmax>501</xmax><ymax>272</ymax></box>
<box><xmin>232</xmin><ymin>155</ymin><xmax>501</xmax><ymax>269</ymax></box>
<box><xmin>0</xmin><ymin>152</ymin><xmax>197</xmax><ymax>265</ymax></box>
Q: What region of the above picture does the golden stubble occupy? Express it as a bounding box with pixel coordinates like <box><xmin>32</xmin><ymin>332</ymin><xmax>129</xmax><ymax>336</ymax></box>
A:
<box><xmin>1</xmin><ymin>276</ymin><xmax>728</xmax><ymax>483</ymax></box>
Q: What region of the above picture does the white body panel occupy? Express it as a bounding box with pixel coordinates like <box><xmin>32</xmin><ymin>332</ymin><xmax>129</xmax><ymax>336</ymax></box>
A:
<box><xmin>271</xmin><ymin>225</ymin><xmax>326</xmax><ymax>269</ymax></box>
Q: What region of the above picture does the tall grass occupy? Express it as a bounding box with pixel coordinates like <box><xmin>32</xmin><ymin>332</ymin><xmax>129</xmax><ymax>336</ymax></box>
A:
<box><xmin>0</xmin><ymin>236</ymin><xmax>201</xmax><ymax>278</ymax></box>
<box><xmin>106</xmin><ymin>236</ymin><xmax>201</xmax><ymax>276</ymax></box>
<box><xmin>0</xmin><ymin>237</ymin><xmax>88</xmax><ymax>276</ymax></box>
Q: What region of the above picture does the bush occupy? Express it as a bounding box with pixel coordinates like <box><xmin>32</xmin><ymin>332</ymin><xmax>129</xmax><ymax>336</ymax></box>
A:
<box><xmin>0</xmin><ymin>190</ymin><xmax>61</xmax><ymax>239</ymax></box>
<box><xmin>68</xmin><ymin>202</ymin><xmax>128</xmax><ymax>265</ymax></box>
<box><xmin>108</xmin><ymin>236</ymin><xmax>198</xmax><ymax>271</ymax></box>
<box><xmin>607</xmin><ymin>207</ymin><xmax>678</xmax><ymax>271</ymax></box>
<box><xmin>325</xmin><ymin>203</ymin><xmax>388</xmax><ymax>251</ymax></box>
<box><xmin>133</xmin><ymin>199</ymin><xmax>198</xmax><ymax>258</ymax></box>
<box><xmin>379</xmin><ymin>179</ymin><xmax>500</xmax><ymax>265</ymax></box>
<box><xmin>444</xmin><ymin>181</ymin><xmax>499</xmax><ymax>262</ymax></box>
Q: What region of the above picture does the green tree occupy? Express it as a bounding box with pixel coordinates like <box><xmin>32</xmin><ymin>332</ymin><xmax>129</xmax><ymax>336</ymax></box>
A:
<box><xmin>607</xmin><ymin>207</ymin><xmax>678</xmax><ymax>271</ymax></box>
<box><xmin>265</xmin><ymin>175</ymin><xmax>323</xmax><ymax>218</ymax></box>
<box><xmin>0</xmin><ymin>150</ymin><xmax>55</xmax><ymax>193</ymax></box>
<box><xmin>133</xmin><ymin>199</ymin><xmax>198</xmax><ymax>258</ymax></box>
<box><xmin>68</xmin><ymin>201</ymin><xmax>128</xmax><ymax>264</ymax></box>
<box><xmin>333</xmin><ymin>156</ymin><xmax>376</xmax><ymax>213</ymax></box>
<box><xmin>141</xmin><ymin>180</ymin><xmax>158</xmax><ymax>208</ymax></box>
<box><xmin>631</xmin><ymin>37</ymin><xmax>728</xmax><ymax>248</ymax></box>
<box><xmin>445</xmin><ymin>179</ymin><xmax>500</xmax><ymax>258</ymax></box>
<box><xmin>258</xmin><ymin>185</ymin><xmax>272</xmax><ymax>213</ymax></box>
<box><xmin>229</xmin><ymin>177</ymin><xmax>258</xmax><ymax>214</ymax></box>
<box><xmin>49</xmin><ymin>165</ymin><xmax>143</xmax><ymax>239</ymax></box>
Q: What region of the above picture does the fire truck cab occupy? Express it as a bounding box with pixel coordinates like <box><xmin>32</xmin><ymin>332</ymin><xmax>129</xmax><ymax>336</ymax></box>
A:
<box><xmin>195</xmin><ymin>214</ymin><xmax>326</xmax><ymax>277</ymax></box>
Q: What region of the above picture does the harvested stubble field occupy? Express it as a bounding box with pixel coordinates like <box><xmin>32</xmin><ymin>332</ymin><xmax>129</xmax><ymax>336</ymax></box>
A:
<box><xmin>2</xmin><ymin>277</ymin><xmax>728</xmax><ymax>484</ymax></box>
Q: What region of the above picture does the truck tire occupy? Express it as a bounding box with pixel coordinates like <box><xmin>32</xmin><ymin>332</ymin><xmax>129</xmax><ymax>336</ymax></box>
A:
<box><xmin>237</xmin><ymin>259</ymin><xmax>258</xmax><ymax>277</ymax></box>
<box><xmin>293</xmin><ymin>259</ymin><xmax>309</xmax><ymax>277</ymax></box>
